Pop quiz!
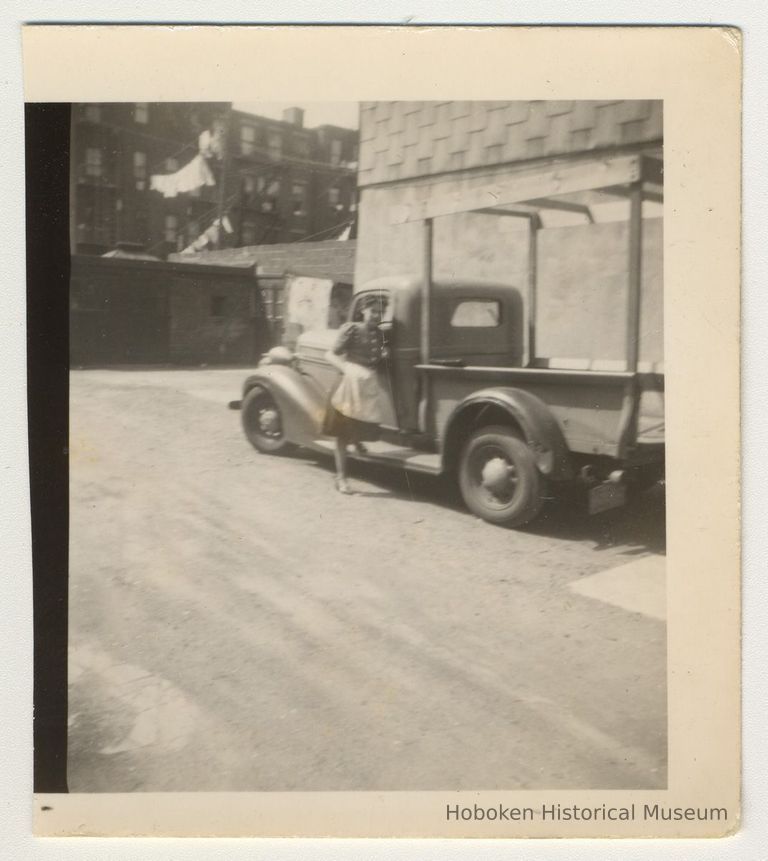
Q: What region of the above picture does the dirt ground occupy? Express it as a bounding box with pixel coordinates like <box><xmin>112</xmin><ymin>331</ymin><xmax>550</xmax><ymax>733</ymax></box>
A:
<box><xmin>67</xmin><ymin>367</ymin><xmax>667</xmax><ymax>792</ymax></box>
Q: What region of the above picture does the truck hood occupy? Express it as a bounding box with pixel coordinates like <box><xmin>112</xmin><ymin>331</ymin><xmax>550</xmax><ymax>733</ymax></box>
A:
<box><xmin>296</xmin><ymin>328</ymin><xmax>339</xmax><ymax>355</ymax></box>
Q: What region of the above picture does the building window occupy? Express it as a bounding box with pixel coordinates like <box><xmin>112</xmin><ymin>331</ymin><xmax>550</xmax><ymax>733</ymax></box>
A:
<box><xmin>165</xmin><ymin>157</ymin><xmax>179</xmax><ymax>172</ymax></box>
<box><xmin>291</xmin><ymin>182</ymin><xmax>307</xmax><ymax>216</ymax></box>
<box><xmin>260</xmin><ymin>177</ymin><xmax>281</xmax><ymax>213</ymax></box>
<box><xmin>80</xmin><ymin>201</ymin><xmax>95</xmax><ymax>224</ymax></box>
<box><xmin>210</xmin><ymin>296</ymin><xmax>228</xmax><ymax>317</ymax></box>
<box><xmin>267</xmin><ymin>130</ymin><xmax>282</xmax><ymax>160</ymax></box>
<box><xmin>84</xmin><ymin>147</ymin><xmax>103</xmax><ymax>178</ymax></box>
<box><xmin>450</xmin><ymin>300</ymin><xmax>501</xmax><ymax>328</ymax></box>
<box><xmin>240</xmin><ymin>125</ymin><xmax>256</xmax><ymax>155</ymax></box>
<box><xmin>134</xmin><ymin>103</ymin><xmax>149</xmax><ymax>124</ymax></box>
<box><xmin>328</xmin><ymin>186</ymin><xmax>341</xmax><ymax>206</ymax></box>
<box><xmin>164</xmin><ymin>214</ymin><xmax>178</xmax><ymax>243</ymax></box>
<box><xmin>133</xmin><ymin>152</ymin><xmax>147</xmax><ymax>190</ymax></box>
<box><xmin>241</xmin><ymin>221</ymin><xmax>257</xmax><ymax>246</ymax></box>
<box><xmin>260</xmin><ymin>285</ymin><xmax>285</xmax><ymax>324</ymax></box>
<box><xmin>292</xmin><ymin>136</ymin><xmax>311</xmax><ymax>158</ymax></box>
<box><xmin>84</xmin><ymin>104</ymin><xmax>101</xmax><ymax>123</ymax></box>
<box><xmin>330</xmin><ymin>138</ymin><xmax>343</xmax><ymax>166</ymax></box>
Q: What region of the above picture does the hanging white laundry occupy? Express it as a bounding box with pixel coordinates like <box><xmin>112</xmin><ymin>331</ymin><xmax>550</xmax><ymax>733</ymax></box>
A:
<box><xmin>179</xmin><ymin>216</ymin><xmax>230</xmax><ymax>254</ymax></box>
<box><xmin>150</xmin><ymin>155</ymin><xmax>215</xmax><ymax>198</ymax></box>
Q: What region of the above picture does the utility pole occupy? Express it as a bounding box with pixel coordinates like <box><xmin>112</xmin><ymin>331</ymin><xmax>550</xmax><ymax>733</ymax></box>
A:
<box><xmin>215</xmin><ymin>107</ymin><xmax>232</xmax><ymax>250</ymax></box>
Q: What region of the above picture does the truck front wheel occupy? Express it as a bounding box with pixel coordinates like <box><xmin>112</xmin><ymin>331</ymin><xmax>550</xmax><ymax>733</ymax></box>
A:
<box><xmin>458</xmin><ymin>426</ymin><xmax>546</xmax><ymax>527</ymax></box>
<box><xmin>241</xmin><ymin>387</ymin><xmax>295</xmax><ymax>455</ymax></box>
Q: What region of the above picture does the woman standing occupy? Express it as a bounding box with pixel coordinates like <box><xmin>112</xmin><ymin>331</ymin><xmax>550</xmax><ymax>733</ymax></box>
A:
<box><xmin>323</xmin><ymin>294</ymin><xmax>390</xmax><ymax>494</ymax></box>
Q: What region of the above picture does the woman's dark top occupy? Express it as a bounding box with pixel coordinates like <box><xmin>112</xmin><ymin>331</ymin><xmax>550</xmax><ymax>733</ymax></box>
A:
<box><xmin>332</xmin><ymin>322</ymin><xmax>387</xmax><ymax>369</ymax></box>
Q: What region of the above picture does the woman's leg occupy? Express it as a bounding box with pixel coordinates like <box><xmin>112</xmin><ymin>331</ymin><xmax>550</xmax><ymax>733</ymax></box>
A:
<box><xmin>334</xmin><ymin>434</ymin><xmax>352</xmax><ymax>493</ymax></box>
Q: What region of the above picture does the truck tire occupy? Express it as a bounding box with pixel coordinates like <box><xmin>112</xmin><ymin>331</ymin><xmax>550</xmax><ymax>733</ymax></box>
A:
<box><xmin>241</xmin><ymin>387</ymin><xmax>295</xmax><ymax>455</ymax></box>
<box><xmin>458</xmin><ymin>425</ymin><xmax>546</xmax><ymax>527</ymax></box>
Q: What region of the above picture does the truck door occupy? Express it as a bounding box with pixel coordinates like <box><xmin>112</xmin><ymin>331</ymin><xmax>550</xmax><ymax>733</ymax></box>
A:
<box><xmin>431</xmin><ymin>289</ymin><xmax>524</xmax><ymax>367</ymax></box>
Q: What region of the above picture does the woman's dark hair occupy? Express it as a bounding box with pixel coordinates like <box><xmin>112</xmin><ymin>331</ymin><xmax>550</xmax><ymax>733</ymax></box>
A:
<box><xmin>353</xmin><ymin>292</ymin><xmax>388</xmax><ymax>320</ymax></box>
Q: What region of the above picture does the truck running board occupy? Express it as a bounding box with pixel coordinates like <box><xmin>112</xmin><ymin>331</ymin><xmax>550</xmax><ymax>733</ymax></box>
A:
<box><xmin>311</xmin><ymin>439</ymin><xmax>442</xmax><ymax>475</ymax></box>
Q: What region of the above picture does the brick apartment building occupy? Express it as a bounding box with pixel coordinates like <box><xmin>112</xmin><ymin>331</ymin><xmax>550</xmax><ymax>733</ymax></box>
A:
<box><xmin>354</xmin><ymin>101</ymin><xmax>663</xmax><ymax>366</ymax></box>
<box><xmin>71</xmin><ymin>102</ymin><xmax>359</xmax><ymax>257</ymax></box>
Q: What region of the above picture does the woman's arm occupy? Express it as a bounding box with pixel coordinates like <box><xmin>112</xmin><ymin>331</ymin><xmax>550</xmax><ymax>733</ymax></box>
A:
<box><xmin>326</xmin><ymin>322</ymin><xmax>354</xmax><ymax>372</ymax></box>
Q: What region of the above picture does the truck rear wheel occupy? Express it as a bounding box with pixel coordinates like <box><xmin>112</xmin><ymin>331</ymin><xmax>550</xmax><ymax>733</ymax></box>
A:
<box><xmin>241</xmin><ymin>387</ymin><xmax>295</xmax><ymax>455</ymax></box>
<box><xmin>458</xmin><ymin>425</ymin><xmax>546</xmax><ymax>527</ymax></box>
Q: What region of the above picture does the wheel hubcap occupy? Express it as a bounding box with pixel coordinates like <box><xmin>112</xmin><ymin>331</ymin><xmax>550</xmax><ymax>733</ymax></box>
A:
<box><xmin>474</xmin><ymin>449</ymin><xmax>519</xmax><ymax>507</ymax></box>
<box><xmin>481</xmin><ymin>456</ymin><xmax>517</xmax><ymax>493</ymax></box>
<box><xmin>258</xmin><ymin>407</ymin><xmax>280</xmax><ymax>436</ymax></box>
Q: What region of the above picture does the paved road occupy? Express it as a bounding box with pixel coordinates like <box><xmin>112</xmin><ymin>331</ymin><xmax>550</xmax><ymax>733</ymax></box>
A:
<box><xmin>68</xmin><ymin>368</ymin><xmax>667</xmax><ymax>792</ymax></box>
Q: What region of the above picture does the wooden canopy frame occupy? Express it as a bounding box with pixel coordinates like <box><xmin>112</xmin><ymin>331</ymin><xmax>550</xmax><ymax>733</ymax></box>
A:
<box><xmin>392</xmin><ymin>153</ymin><xmax>663</xmax><ymax>374</ymax></box>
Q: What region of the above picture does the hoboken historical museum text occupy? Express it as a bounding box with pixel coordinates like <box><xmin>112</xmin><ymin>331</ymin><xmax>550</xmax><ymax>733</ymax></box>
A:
<box><xmin>446</xmin><ymin>803</ymin><xmax>729</xmax><ymax>823</ymax></box>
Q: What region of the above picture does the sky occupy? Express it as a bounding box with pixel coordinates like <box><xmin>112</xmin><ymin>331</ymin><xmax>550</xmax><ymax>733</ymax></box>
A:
<box><xmin>233</xmin><ymin>102</ymin><xmax>359</xmax><ymax>129</ymax></box>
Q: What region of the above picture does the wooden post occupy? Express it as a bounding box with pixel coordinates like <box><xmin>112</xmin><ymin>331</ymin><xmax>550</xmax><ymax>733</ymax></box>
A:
<box><xmin>526</xmin><ymin>214</ymin><xmax>540</xmax><ymax>367</ymax></box>
<box><xmin>616</xmin><ymin>182</ymin><xmax>644</xmax><ymax>459</ymax></box>
<box><xmin>421</xmin><ymin>217</ymin><xmax>433</xmax><ymax>364</ymax></box>
<box><xmin>626</xmin><ymin>182</ymin><xmax>643</xmax><ymax>373</ymax></box>
<box><xmin>417</xmin><ymin>217</ymin><xmax>434</xmax><ymax>434</ymax></box>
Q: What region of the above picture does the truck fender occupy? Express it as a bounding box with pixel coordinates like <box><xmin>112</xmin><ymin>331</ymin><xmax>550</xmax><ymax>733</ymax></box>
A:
<box><xmin>242</xmin><ymin>364</ymin><xmax>327</xmax><ymax>447</ymax></box>
<box><xmin>442</xmin><ymin>387</ymin><xmax>573</xmax><ymax>480</ymax></box>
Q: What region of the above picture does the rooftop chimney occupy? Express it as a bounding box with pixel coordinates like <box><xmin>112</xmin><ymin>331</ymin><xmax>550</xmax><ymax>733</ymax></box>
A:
<box><xmin>282</xmin><ymin>107</ymin><xmax>305</xmax><ymax>128</ymax></box>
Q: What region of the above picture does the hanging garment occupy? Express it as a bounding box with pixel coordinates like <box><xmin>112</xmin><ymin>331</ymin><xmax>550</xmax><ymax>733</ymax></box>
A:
<box><xmin>179</xmin><ymin>217</ymin><xmax>230</xmax><ymax>254</ymax></box>
<box><xmin>150</xmin><ymin>154</ymin><xmax>215</xmax><ymax>198</ymax></box>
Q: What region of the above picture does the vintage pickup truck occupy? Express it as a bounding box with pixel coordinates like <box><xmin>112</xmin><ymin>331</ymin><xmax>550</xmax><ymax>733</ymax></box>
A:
<box><xmin>231</xmin><ymin>154</ymin><xmax>664</xmax><ymax>527</ymax></box>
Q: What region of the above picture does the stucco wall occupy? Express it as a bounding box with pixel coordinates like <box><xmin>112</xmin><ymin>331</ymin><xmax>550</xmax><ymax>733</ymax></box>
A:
<box><xmin>537</xmin><ymin>219</ymin><xmax>662</xmax><ymax>364</ymax></box>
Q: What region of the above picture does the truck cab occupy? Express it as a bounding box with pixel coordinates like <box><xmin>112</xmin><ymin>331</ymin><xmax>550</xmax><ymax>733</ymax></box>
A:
<box><xmin>295</xmin><ymin>278</ymin><xmax>525</xmax><ymax>436</ymax></box>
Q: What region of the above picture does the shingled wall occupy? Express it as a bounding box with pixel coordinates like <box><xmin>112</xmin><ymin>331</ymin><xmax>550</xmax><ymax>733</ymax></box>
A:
<box><xmin>358</xmin><ymin>101</ymin><xmax>662</xmax><ymax>186</ymax></box>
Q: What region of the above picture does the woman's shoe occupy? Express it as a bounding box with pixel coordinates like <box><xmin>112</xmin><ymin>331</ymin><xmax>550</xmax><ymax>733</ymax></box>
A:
<box><xmin>334</xmin><ymin>477</ymin><xmax>353</xmax><ymax>495</ymax></box>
